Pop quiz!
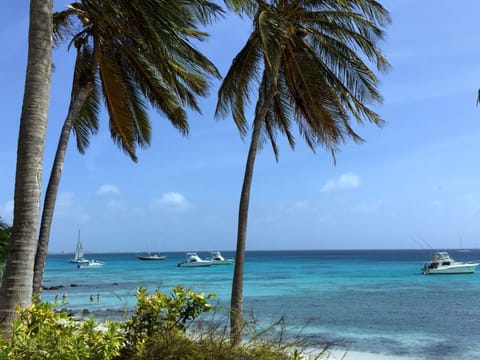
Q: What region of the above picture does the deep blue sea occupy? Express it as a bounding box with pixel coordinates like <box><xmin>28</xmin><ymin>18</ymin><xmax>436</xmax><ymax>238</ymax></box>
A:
<box><xmin>42</xmin><ymin>250</ymin><xmax>480</xmax><ymax>359</ymax></box>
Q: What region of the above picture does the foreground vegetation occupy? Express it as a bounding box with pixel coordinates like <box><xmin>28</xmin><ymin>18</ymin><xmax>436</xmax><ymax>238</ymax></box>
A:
<box><xmin>0</xmin><ymin>286</ymin><xmax>323</xmax><ymax>359</ymax></box>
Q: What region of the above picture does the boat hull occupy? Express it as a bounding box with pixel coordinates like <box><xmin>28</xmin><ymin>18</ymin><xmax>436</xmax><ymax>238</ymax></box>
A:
<box><xmin>424</xmin><ymin>264</ymin><xmax>478</xmax><ymax>275</ymax></box>
<box><xmin>68</xmin><ymin>259</ymin><xmax>89</xmax><ymax>264</ymax></box>
<box><xmin>212</xmin><ymin>259</ymin><xmax>234</xmax><ymax>265</ymax></box>
<box><xmin>137</xmin><ymin>255</ymin><xmax>166</xmax><ymax>261</ymax></box>
<box><xmin>178</xmin><ymin>261</ymin><xmax>212</xmax><ymax>267</ymax></box>
<box><xmin>78</xmin><ymin>260</ymin><xmax>104</xmax><ymax>268</ymax></box>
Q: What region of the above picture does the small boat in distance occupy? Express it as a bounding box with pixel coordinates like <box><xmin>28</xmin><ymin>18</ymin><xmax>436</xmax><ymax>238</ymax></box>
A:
<box><xmin>421</xmin><ymin>251</ymin><xmax>479</xmax><ymax>275</ymax></box>
<box><xmin>77</xmin><ymin>259</ymin><xmax>104</xmax><ymax>268</ymax></box>
<box><xmin>177</xmin><ymin>252</ymin><xmax>213</xmax><ymax>267</ymax></box>
<box><xmin>138</xmin><ymin>237</ymin><xmax>167</xmax><ymax>260</ymax></box>
<box><xmin>458</xmin><ymin>238</ymin><xmax>471</xmax><ymax>253</ymax></box>
<box><xmin>68</xmin><ymin>231</ymin><xmax>88</xmax><ymax>264</ymax></box>
<box><xmin>208</xmin><ymin>251</ymin><xmax>234</xmax><ymax>265</ymax></box>
<box><xmin>137</xmin><ymin>253</ymin><xmax>167</xmax><ymax>261</ymax></box>
<box><xmin>69</xmin><ymin>230</ymin><xmax>104</xmax><ymax>267</ymax></box>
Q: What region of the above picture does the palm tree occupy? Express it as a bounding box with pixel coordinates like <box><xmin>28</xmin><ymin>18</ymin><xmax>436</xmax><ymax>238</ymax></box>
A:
<box><xmin>32</xmin><ymin>0</ymin><xmax>222</xmax><ymax>296</ymax></box>
<box><xmin>0</xmin><ymin>0</ymin><xmax>53</xmax><ymax>331</ymax></box>
<box><xmin>217</xmin><ymin>0</ymin><xmax>390</xmax><ymax>344</ymax></box>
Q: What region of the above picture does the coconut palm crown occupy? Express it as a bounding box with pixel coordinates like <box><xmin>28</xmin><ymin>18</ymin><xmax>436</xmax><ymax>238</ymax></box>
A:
<box><xmin>217</xmin><ymin>0</ymin><xmax>390</xmax><ymax>344</ymax></box>
<box><xmin>218</xmin><ymin>0</ymin><xmax>390</xmax><ymax>159</ymax></box>
<box><xmin>54</xmin><ymin>0</ymin><xmax>222</xmax><ymax>160</ymax></box>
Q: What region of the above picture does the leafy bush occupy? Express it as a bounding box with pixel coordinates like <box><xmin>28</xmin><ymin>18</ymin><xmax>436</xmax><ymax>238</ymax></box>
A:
<box><xmin>0</xmin><ymin>301</ymin><xmax>122</xmax><ymax>360</ymax></box>
<box><xmin>0</xmin><ymin>286</ymin><xmax>322</xmax><ymax>360</ymax></box>
<box><xmin>121</xmin><ymin>286</ymin><xmax>215</xmax><ymax>357</ymax></box>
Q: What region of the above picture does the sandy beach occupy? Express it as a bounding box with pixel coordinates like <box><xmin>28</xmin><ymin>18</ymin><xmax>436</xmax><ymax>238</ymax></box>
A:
<box><xmin>327</xmin><ymin>350</ymin><xmax>421</xmax><ymax>360</ymax></box>
<box><xmin>304</xmin><ymin>348</ymin><xmax>421</xmax><ymax>360</ymax></box>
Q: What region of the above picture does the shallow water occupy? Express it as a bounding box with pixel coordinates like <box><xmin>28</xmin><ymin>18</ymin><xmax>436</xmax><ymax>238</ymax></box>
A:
<box><xmin>43</xmin><ymin>250</ymin><xmax>480</xmax><ymax>359</ymax></box>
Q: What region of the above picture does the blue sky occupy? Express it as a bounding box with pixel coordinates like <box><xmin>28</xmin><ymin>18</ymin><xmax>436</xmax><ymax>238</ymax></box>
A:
<box><xmin>2</xmin><ymin>1</ymin><xmax>480</xmax><ymax>253</ymax></box>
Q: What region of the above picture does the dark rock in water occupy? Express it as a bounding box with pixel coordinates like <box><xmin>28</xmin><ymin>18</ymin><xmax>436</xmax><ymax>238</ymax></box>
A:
<box><xmin>43</xmin><ymin>285</ymin><xmax>64</xmax><ymax>291</ymax></box>
<box><xmin>70</xmin><ymin>283</ymin><xmax>79</xmax><ymax>287</ymax></box>
<box><xmin>60</xmin><ymin>308</ymin><xmax>75</xmax><ymax>317</ymax></box>
<box><xmin>82</xmin><ymin>309</ymin><xmax>90</xmax><ymax>315</ymax></box>
<box><xmin>112</xmin><ymin>282</ymin><xmax>118</xmax><ymax>286</ymax></box>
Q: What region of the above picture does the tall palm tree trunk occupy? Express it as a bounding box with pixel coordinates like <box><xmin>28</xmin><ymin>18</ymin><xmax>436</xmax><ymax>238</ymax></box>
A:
<box><xmin>230</xmin><ymin>115</ymin><xmax>263</xmax><ymax>345</ymax></box>
<box><xmin>33</xmin><ymin>87</ymin><xmax>92</xmax><ymax>297</ymax></box>
<box><xmin>230</xmin><ymin>82</ymin><xmax>278</xmax><ymax>345</ymax></box>
<box><xmin>0</xmin><ymin>0</ymin><xmax>53</xmax><ymax>332</ymax></box>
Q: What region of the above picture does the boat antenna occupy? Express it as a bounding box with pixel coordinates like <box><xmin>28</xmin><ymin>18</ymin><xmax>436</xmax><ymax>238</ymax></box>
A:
<box><xmin>412</xmin><ymin>237</ymin><xmax>426</xmax><ymax>249</ymax></box>
<box><xmin>411</xmin><ymin>235</ymin><xmax>433</xmax><ymax>250</ymax></box>
<box><xmin>419</xmin><ymin>236</ymin><xmax>434</xmax><ymax>250</ymax></box>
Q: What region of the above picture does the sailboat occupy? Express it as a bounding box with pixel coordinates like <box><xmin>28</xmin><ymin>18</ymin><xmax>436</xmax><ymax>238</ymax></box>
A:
<box><xmin>137</xmin><ymin>253</ymin><xmax>167</xmax><ymax>261</ymax></box>
<box><xmin>68</xmin><ymin>231</ymin><xmax>88</xmax><ymax>264</ymax></box>
<box><xmin>68</xmin><ymin>230</ymin><xmax>105</xmax><ymax>267</ymax></box>
<box><xmin>137</xmin><ymin>235</ymin><xmax>167</xmax><ymax>260</ymax></box>
<box><xmin>458</xmin><ymin>238</ymin><xmax>471</xmax><ymax>253</ymax></box>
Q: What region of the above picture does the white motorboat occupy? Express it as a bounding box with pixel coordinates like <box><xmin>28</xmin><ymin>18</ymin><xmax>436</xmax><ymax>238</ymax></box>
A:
<box><xmin>422</xmin><ymin>251</ymin><xmax>479</xmax><ymax>275</ymax></box>
<box><xmin>137</xmin><ymin>253</ymin><xmax>167</xmax><ymax>261</ymax></box>
<box><xmin>77</xmin><ymin>259</ymin><xmax>104</xmax><ymax>268</ymax></box>
<box><xmin>177</xmin><ymin>252</ymin><xmax>213</xmax><ymax>267</ymax></box>
<box><xmin>208</xmin><ymin>251</ymin><xmax>234</xmax><ymax>265</ymax></box>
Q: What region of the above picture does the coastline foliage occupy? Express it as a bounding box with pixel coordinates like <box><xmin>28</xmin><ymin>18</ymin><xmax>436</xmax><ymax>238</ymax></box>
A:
<box><xmin>0</xmin><ymin>286</ymin><xmax>317</xmax><ymax>359</ymax></box>
<box><xmin>121</xmin><ymin>286</ymin><xmax>215</xmax><ymax>357</ymax></box>
<box><xmin>0</xmin><ymin>218</ymin><xmax>12</xmax><ymax>281</ymax></box>
<box><xmin>0</xmin><ymin>218</ymin><xmax>11</xmax><ymax>264</ymax></box>
<box><xmin>0</xmin><ymin>301</ymin><xmax>122</xmax><ymax>359</ymax></box>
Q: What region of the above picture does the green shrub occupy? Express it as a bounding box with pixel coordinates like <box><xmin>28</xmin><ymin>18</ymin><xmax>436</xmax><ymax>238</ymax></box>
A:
<box><xmin>0</xmin><ymin>302</ymin><xmax>122</xmax><ymax>360</ymax></box>
<box><xmin>121</xmin><ymin>286</ymin><xmax>215</xmax><ymax>358</ymax></box>
<box><xmin>0</xmin><ymin>287</ymin><xmax>324</xmax><ymax>360</ymax></box>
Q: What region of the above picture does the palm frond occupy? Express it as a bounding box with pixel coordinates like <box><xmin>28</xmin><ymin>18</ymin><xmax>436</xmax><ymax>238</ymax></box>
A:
<box><xmin>96</xmin><ymin>41</ymin><xmax>139</xmax><ymax>161</ymax></box>
<box><xmin>56</xmin><ymin>0</ymin><xmax>222</xmax><ymax>161</ymax></box>
<box><xmin>218</xmin><ymin>0</ymin><xmax>389</xmax><ymax>159</ymax></box>
<box><xmin>216</xmin><ymin>32</ymin><xmax>263</xmax><ymax>137</ymax></box>
<box><xmin>223</xmin><ymin>0</ymin><xmax>258</xmax><ymax>17</ymax></box>
<box><xmin>73</xmin><ymin>83</ymin><xmax>100</xmax><ymax>154</ymax></box>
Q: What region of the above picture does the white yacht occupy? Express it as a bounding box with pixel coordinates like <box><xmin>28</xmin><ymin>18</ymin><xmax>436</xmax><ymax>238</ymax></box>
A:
<box><xmin>177</xmin><ymin>252</ymin><xmax>213</xmax><ymax>267</ymax></box>
<box><xmin>421</xmin><ymin>251</ymin><xmax>478</xmax><ymax>275</ymax></box>
<box><xmin>209</xmin><ymin>251</ymin><xmax>234</xmax><ymax>265</ymax></box>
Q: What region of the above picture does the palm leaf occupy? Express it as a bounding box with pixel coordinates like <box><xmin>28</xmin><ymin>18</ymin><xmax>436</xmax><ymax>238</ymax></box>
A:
<box><xmin>216</xmin><ymin>32</ymin><xmax>263</xmax><ymax>137</ymax></box>
<box><xmin>96</xmin><ymin>42</ymin><xmax>139</xmax><ymax>160</ymax></box>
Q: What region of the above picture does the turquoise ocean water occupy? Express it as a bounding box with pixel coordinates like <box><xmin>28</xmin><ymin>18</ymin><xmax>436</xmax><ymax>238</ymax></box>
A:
<box><xmin>43</xmin><ymin>250</ymin><xmax>480</xmax><ymax>359</ymax></box>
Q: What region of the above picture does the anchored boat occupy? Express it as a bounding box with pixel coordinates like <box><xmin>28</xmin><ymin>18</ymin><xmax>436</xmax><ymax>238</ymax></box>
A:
<box><xmin>421</xmin><ymin>251</ymin><xmax>478</xmax><ymax>275</ymax></box>
<box><xmin>177</xmin><ymin>252</ymin><xmax>212</xmax><ymax>267</ymax></box>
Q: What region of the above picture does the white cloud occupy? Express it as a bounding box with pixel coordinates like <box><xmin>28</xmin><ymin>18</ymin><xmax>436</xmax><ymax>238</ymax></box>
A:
<box><xmin>55</xmin><ymin>192</ymin><xmax>90</xmax><ymax>222</ymax></box>
<box><xmin>321</xmin><ymin>173</ymin><xmax>361</xmax><ymax>192</ymax></box>
<box><xmin>96</xmin><ymin>184</ymin><xmax>120</xmax><ymax>196</ymax></box>
<box><xmin>151</xmin><ymin>192</ymin><xmax>191</xmax><ymax>213</ymax></box>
